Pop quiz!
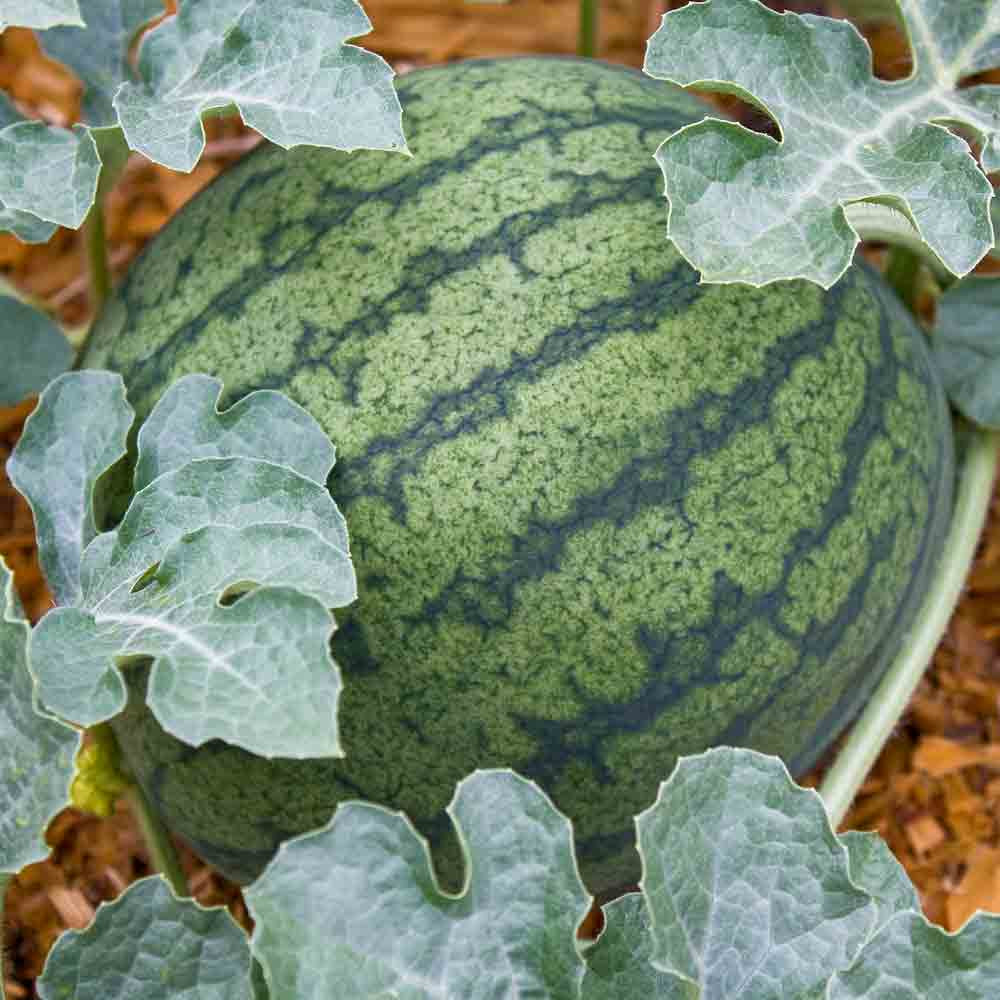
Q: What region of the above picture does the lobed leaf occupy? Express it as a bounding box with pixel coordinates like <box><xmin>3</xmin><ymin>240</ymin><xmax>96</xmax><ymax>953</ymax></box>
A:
<box><xmin>644</xmin><ymin>0</ymin><xmax>1000</xmax><ymax>287</ymax></box>
<box><xmin>0</xmin><ymin>94</ymin><xmax>100</xmax><ymax>241</ymax></box>
<box><xmin>36</xmin><ymin>876</ymin><xmax>256</xmax><ymax>1000</ymax></box>
<box><xmin>580</xmin><ymin>895</ymin><xmax>684</xmax><ymax>999</ymax></box>
<box><xmin>234</xmin><ymin>751</ymin><xmax>1000</xmax><ymax>997</ymax></box>
<box><xmin>113</xmin><ymin>0</ymin><xmax>408</xmax><ymax>172</ymax></box>
<box><xmin>0</xmin><ymin>294</ymin><xmax>73</xmax><ymax>406</ymax></box>
<box><xmin>78</xmin><ymin>455</ymin><xmax>351</xmax><ymax>608</ymax></box>
<box><xmin>39</xmin><ymin>0</ymin><xmax>163</xmax><ymax>129</ymax></box>
<box><xmin>931</xmin><ymin>275</ymin><xmax>1000</xmax><ymax>428</ymax></box>
<box><xmin>0</xmin><ymin>558</ymin><xmax>79</xmax><ymax>877</ymax></box>
<box><xmin>841</xmin><ymin>829</ymin><xmax>922</xmax><ymax>937</ymax></box>
<box><xmin>637</xmin><ymin>748</ymin><xmax>874</xmax><ymax>998</ymax></box>
<box><xmin>831</xmin><ymin>910</ymin><xmax>1000</xmax><ymax>998</ymax></box>
<box><xmin>245</xmin><ymin>769</ymin><xmax>592</xmax><ymax>1000</ymax></box>
<box><xmin>6</xmin><ymin>370</ymin><xmax>132</xmax><ymax>607</ymax></box>
<box><xmin>0</xmin><ymin>0</ymin><xmax>83</xmax><ymax>31</ymax></box>
<box><xmin>133</xmin><ymin>373</ymin><xmax>336</xmax><ymax>492</ymax></box>
<box><xmin>12</xmin><ymin>372</ymin><xmax>354</xmax><ymax>758</ymax></box>
<box><xmin>32</xmin><ymin>526</ymin><xmax>348</xmax><ymax>756</ymax></box>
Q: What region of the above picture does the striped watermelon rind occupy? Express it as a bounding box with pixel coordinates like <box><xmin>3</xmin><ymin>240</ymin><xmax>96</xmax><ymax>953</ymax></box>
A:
<box><xmin>83</xmin><ymin>57</ymin><xmax>954</xmax><ymax>895</ymax></box>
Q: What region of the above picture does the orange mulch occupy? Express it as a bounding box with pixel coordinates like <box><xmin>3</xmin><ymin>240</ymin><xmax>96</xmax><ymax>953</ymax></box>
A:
<box><xmin>4</xmin><ymin>2</ymin><xmax>1000</xmax><ymax>995</ymax></box>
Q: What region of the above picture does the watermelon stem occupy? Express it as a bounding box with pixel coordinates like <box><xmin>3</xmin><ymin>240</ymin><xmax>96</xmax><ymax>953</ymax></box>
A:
<box><xmin>124</xmin><ymin>771</ymin><xmax>189</xmax><ymax>898</ymax></box>
<box><xmin>76</xmin><ymin>127</ymin><xmax>130</xmax><ymax>363</ymax></box>
<box><xmin>578</xmin><ymin>0</ymin><xmax>599</xmax><ymax>57</ymax></box>
<box><xmin>885</xmin><ymin>246</ymin><xmax>921</xmax><ymax>314</ymax></box>
<box><xmin>82</xmin><ymin>202</ymin><xmax>110</xmax><ymax>315</ymax></box>
<box><xmin>818</xmin><ymin>421</ymin><xmax>999</xmax><ymax>827</ymax></box>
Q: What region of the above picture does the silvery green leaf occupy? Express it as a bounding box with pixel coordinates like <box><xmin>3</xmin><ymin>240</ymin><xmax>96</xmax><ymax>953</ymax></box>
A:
<box><xmin>79</xmin><ymin>456</ymin><xmax>350</xmax><ymax>607</ymax></box>
<box><xmin>134</xmin><ymin>374</ymin><xmax>336</xmax><ymax>492</ymax></box>
<box><xmin>644</xmin><ymin>0</ymin><xmax>999</xmax><ymax>287</ymax></box>
<box><xmin>113</xmin><ymin>0</ymin><xmax>407</xmax><ymax>173</ymax></box>
<box><xmin>0</xmin><ymin>0</ymin><xmax>83</xmax><ymax>30</ymax></box>
<box><xmin>31</xmin><ymin>523</ymin><xmax>347</xmax><ymax>756</ymax></box>
<box><xmin>931</xmin><ymin>275</ymin><xmax>1000</xmax><ymax>428</ymax></box>
<box><xmin>841</xmin><ymin>829</ymin><xmax>921</xmax><ymax>936</ymax></box>
<box><xmin>39</xmin><ymin>0</ymin><xmax>162</xmax><ymax>128</ymax></box>
<box><xmin>0</xmin><ymin>93</ymin><xmax>101</xmax><ymax>240</ymax></box>
<box><xmin>830</xmin><ymin>910</ymin><xmax>1000</xmax><ymax>998</ymax></box>
<box><xmin>0</xmin><ymin>558</ymin><xmax>79</xmax><ymax>876</ymax></box>
<box><xmin>637</xmin><ymin>748</ymin><xmax>874</xmax><ymax>998</ymax></box>
<box><xmin>6</xmin><ymin>371</ymin><xmax>133</xmax><ymax>607</ymax></box>
<box><xmin>36</xmin><ymin>875</ymin><xmax>256</xmax><ymax>1000</ymax></box>
<box><xmin>0</xmin><ymin>294</ymin><xmax>73</xmax><ymax>406</ymax></box>
<box><xmin>245</xmin><ymin>770</ymin><xmax>591</xmax><ymax>1000</ymax></box>
<box><xmin>581</xmin><ymin>894</ymin><xmax>686</xmax><ymax>999</ymax></box>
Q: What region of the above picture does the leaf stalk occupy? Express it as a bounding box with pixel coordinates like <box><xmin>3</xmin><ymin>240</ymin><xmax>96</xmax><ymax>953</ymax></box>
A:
<box><xmin>124</xmin><ymin>779</ymin><xmax>189</xmax><ymax>898</ymax></box>
<box><xmin>96</xmin><ymin>721</ymin><xmax>190</xmax><ymax>898</ymax></box>
<box><xmin>578</xmin><ymin>0</ymin><xmax>599</xmax><ymax>58</ymax></box>
<box><xmin>884</xmin><ymin>246</ymin><xmax>921</xmax><ymax>314</ymax></box>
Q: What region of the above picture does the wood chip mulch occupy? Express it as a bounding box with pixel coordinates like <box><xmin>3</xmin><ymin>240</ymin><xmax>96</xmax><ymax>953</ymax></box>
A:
<box><xmin>4</xmin><ymin>3</ymin><xmax>1000</xmax><ymax>995</ymax></box>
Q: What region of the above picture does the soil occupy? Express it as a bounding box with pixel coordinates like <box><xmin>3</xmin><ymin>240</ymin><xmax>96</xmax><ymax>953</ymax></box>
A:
<box><xmin>4</xmin><ymin>3</ymin><xmax>1000</xmax><ymax>995</ymax></box>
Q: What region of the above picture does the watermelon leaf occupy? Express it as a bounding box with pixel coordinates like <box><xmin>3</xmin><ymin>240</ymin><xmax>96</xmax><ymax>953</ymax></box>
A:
<box><xmin>0</xmin><ymin>0</ymin><xmax>405</xmax><ymax>238</ymax></box>
<box><xmin>579</xmin><ymin>895</ymin><xmax>680</xmax><ymax>999</ymax></box>
<box><xmin>0</xmin><ymin>557</ymin><xmax>79</xmax><ymax>878</ymax></box>
<box><xmin>132</xmin><ymin>374</ymin><xmax>336</xmax><ymax>492</ymax></box>
<box><xmin>238</xmin><ymin>750</ymin><xmax>1000</xmax><ymax>997</ymax></box>
<box><xmin>8</xmin><ymin>372</ymin><xmax>355</xmax><ymax>759</ymax></box>
<box><xmin>0</xmin><ymin>0</ymin><xmax>83</xmax><ymax>31</ymax></box>
<box><xmin>35</xmin><ymin>875</ymin><xmax>257</xmax><ymax>1000</ymax></box>
<box><xmin>38</xmin><ymin>0</ymin><xmax>163</xmax><ymax>130</ymax></box>
<box><xmin>113</xmin><ymin>0</ymin><xmax>408</xmax><ymax>172</ymax></box>
<box><xmin>841</xmin><ymin>829</ymin><xmax>922</xmax><ymax>935</ymax></box>
<box><xmin>6</xmin><ymin>370</ymin><xmax>132</xmax><ymax>607</ymax></box>
<box><xmin>644</xmin><ymin>0</ymin><xmax>999</xmax><ymax>288</ymax></box>
<box><xmin>931</xmin><ymin>275</ymin><xmax>1000</xmax><ymax>428</ymax></box>
<box><xmin>244</xmin><ymin>769</ymin><xmax>593</xmax><ymax>1000</ymax></box>
<box><xmin>637</xmin><ymin>749</ymin><xmax>874</xmax><ymax>996</ymax></box>
<box><xmin>0</xmin><ymin>294</ymin><xmax>73</xmax><ymax>407</ymax></box>
<box><xmin>0</xmin><ymin>93</ymin><xmax>101</xmax><ymax>241</ymax></box>
<box><xmin>831</xmin><ymin>910</ymin><xmax>1000</xmax><ymax>998</ymax></box>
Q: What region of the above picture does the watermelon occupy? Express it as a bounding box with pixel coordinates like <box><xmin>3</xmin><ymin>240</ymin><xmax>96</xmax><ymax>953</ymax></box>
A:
<box><xmin>82</xmin><ymin>57</ymin><xmax>954</xmax><ymax>896</ymax></box>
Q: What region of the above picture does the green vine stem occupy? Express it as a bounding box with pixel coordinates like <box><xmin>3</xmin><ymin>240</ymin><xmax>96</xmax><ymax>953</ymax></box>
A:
<box><xmin>74</xmin><ymin>127</ymin><xmax>131</xmax><ymax>362</ymax></box>
<box><xmin>81</xmin><ymin>200</ymin><xmax>110</xmax><ymax>313</ymax></box>
<box><xmin>578</xmin><ymin>0</ymin><xmax>599</xmax><ymax>58</ymax></box>
<box><xmin>819</xmin><ymin>423</ymin><xmax>999</xmax><ymax>827</ymax></box>
<box><xmin>124</xmin><ymin>780</ymin><xmax>189</xmax><ymax>898</ymax></box>
<box><xmin>82</xmin><ymin>721</ymin><xmax>188</xmax><ymax>895</ymax></box>
<box><xmin>884</xmin><ymin>245</ymin><xmax>921</xmax><ymax>313</ymax></box>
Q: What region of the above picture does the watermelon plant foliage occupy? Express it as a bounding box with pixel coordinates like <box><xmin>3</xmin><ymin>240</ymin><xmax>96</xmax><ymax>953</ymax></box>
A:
<box><xmin>0</xmin><ymin>0</ymin><xmax>82</xmax><ymax>31</ymax></box>
<box><xmin>0</xmin><ymin>293</ymin><xmax>72</xmax><ymax>406</ymax></box>
<box><xmin>0</xmin><ymin>0</ymin><xmax>406</xmax><ymax>240</ymax></box>
<box><xmin>29</xmin><ymin>750</ymin><xmax>1000</xmax><ymax>999</ymax></box>
<box><xmin>6</xmin><ymin>1</ymin><xmax>1000</xmax><ymax>996</ymax></box>
<box><xmin>644</xmin><ymin>0</ymin><xmax>1000</xmax><ymax>288</ymax></box>
<box><xmin>932</xmin><ymin>276</ymin><xmax>1000</xmax><ymax>429</ymax></box>
<box><xmin>6</xmin><ymin>370</ymin><xmax>356</xmax><ymax>758</ymax></box>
